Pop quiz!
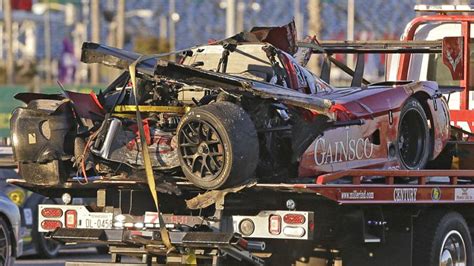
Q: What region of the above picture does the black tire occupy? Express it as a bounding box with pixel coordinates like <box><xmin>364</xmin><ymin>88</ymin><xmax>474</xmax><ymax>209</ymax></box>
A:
<box><xmin>413</xmin><ymin>211</ymin><xmax>472</xmax><ymax>266</ymax></box>
<box><xmin>0</xmin><ymin>216</ymin><xmax>13</xmax><ymax>266</ymax></box>
<box><xmin>177</xmin><ymin>102</ymin><xmax>259</xmax><ymax>190</ymax></box>
<box><xmin>32</xmin><ymin>197</ymin><xmax>61</xmax><ymax>258</ymax></box>
<box><xmin>397</xmin><ymin>98</ymin><xmax>430</xmax><ymax>170</ymax></box>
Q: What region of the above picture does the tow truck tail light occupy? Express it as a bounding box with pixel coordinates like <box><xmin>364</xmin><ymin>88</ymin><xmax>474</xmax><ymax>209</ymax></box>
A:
<box><xmin>41</xmin><ymin>208</ymin><xmax>63</xmax><ymax>218</ymax></box>
<box><xmin>269</xmin><ymin>215</ymin><xmax>281</xmax><ymax>235</ymax></box>
<box><xmin>65</xmin><ymin>210</ymin><xmax>77</xmax><ymax>228</ymax></box>
<box><xmin>41</xmin><ymin>220</ymin><xmax>62</xmax><ymax>231</ymax></box>
<box><xmin>283</xmin><ymin>214</ymin><xmax>306</xmax><ymax>224</ymax></box>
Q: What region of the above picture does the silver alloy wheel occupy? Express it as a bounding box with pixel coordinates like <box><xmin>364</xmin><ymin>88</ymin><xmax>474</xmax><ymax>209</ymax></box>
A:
<box><xmin>439</xmin><ymin>230</ymin><xmax>467</xmax><ymax>266</ymax></box>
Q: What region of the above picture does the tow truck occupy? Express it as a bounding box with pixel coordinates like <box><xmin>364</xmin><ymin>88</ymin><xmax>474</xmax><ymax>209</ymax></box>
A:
<box><xmin>8</xmin><ymin>5</ymin><xmax>474</xmax><ymax>266</ymax></box>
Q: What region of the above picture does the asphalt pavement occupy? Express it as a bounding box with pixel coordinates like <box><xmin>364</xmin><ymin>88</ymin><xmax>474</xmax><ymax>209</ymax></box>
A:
<box><xmin>14</xmin><ymin>247</ymin><xmax>141</xmax><ymax>266</ymax></box>
<box><xmin>13</xmin><ymin>245</ymin><xmax>474</xmax><ymax>265</ymax></box>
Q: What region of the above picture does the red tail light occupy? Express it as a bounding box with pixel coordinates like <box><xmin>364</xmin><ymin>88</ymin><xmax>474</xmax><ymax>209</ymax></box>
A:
<box><xmin>65</xmin><ymin>210</ymin><xmax>77</xmax><ymax>228</ymax></box>
<box><xmin>269</xmin><ymin>215</ymin><xmax>281</xmax><ymax>235</ymax></box>
<box><xmin>41</xmin><ymin>220</ymin><xmax>62</xmax><ymax>231</ymax></box>
<box><xmin>41</xmin><ymin>208</ymin><xmax>63</xmax><ymax>218</ymax></box>
<box><xmin>283</xmin><ymin>214</ymin><xmax>306</xmax><ymax>224</ymax></box>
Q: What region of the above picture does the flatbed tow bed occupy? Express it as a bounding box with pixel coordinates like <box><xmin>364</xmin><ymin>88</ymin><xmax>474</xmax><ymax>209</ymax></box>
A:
<box><xmin>10</xmin><ymin>169</ymin><xmax>474</xmax><ymax>204</ymax></box>
<box><xmin>9</xmin><ymin>168</ymin><xmax>474</xmax><ymax>265</ymax></box>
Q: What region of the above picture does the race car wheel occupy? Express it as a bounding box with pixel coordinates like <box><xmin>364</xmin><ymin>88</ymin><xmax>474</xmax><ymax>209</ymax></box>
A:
<box><xmin>397</xmin><ymin>98</ymin><xmax>430</xmax><ymax>170</ymax></box>
<box><xmin>0</xmin><ymin>216</ymin><xmax>13</xmax><ymax>266</ymax></box>
<box><xmin>177</xmin><ymin>102</ymin><xmax>259</xmax><ymax>190</ymax></box>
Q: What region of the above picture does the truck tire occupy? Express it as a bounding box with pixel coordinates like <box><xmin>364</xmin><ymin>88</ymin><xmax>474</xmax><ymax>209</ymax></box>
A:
<box><xmin>177</xmin><ymin>102</ymin><xmax>259</xmax><ymax>190</ymax></box>
<box><xmin>397</xmin><ymin>97</ymin><xmax>430</xmax><ymax>170</ymax></box>
<box><xmin>413</xmin><ymin>211</ymin><xmax>472</xmax><ymax>266</ymax></box>
<box><xmin>0</xmin><ymin>216</ymin><xmax>13</xmax><ymax>266</ymax></box>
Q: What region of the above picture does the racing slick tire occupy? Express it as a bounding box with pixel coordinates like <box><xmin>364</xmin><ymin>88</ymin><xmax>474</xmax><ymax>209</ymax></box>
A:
<box><xmin>397</xmin><ymin>97</ymin><xmax>430</xmax><ymax>170</ymax></box>
<box><xmin>0</xmin><ymin>216</ymin><xmax>13</xmax><ymax>266</ymax></box>
<box><xmin>177</xmin><ymin>102</ymin><xmax>259</xmax><ymax>190</ymax></box>
<box><xmin>413</xmin><ymin>211</ymin><xmax>472</xmax><ymax>266</ymax></box>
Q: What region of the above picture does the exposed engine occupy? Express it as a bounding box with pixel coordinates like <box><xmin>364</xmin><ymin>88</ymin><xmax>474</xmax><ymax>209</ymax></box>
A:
<box><xmin>91</xmin><ymin>79</ymin><xmax>294</xmax><ymax>179</ymax></box>
<box><xmin>86</xmin><ymin>78</ymin><xmax>197</xmax><ymax>176</ymax></box>
<box><xmin>91</xmin><ymin>117</ymin><xmax>180</xmax><ymax>172</ymax></box>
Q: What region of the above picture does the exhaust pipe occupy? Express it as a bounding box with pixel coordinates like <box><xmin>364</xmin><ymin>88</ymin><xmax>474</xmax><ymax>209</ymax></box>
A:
<box><xmin>91</xmin><ymin>118</ymin><xmax>122</xmax><ymax>159</ymax></box>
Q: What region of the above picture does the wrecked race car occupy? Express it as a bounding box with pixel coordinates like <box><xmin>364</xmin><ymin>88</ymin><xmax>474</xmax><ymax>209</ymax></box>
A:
<box><xmin>10</xmin><ymin>23</ymin><xmax>450</xmax><ymax>190</ymax></box>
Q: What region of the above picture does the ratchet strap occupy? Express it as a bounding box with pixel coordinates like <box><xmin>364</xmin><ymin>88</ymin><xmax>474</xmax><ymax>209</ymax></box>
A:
<box><xmin>129</xmin><ymin>56</ymin><xmax>173</xmax><ymax>251</ymax></box>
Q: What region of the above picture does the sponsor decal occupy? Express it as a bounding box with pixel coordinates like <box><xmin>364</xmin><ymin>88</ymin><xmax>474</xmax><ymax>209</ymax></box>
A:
<box><xmin>314</xmin><ymin>131</ymin><xmax>374</xmax><ymax>165</ymax></box>
<box><xmin>393</xmin><ymin>188</ymin><xmax>417</xmax><ymax>202</ymax></box>
<box><xmin>431</xmin><ymin>187</ymin><xmax>441</xmax><ymax>201</ymax></box>
<box><xmin>454</xmin><ymin>188</ymin><xmax>474</xmax><ymax>201</ymax></box>
<box><xmin>340</xmin><ymin>190</ymin><xmax>375</xmax><ymax>200</ymax></box>
<box><xmin>144</xmin><ymin>212</ymin><xmax>160</xmax><ymax>224</ymax></box>
<box><xmin>442</xmin><ymin>37</ymin><xmax>464</xmax><ymax>80</ymax></box>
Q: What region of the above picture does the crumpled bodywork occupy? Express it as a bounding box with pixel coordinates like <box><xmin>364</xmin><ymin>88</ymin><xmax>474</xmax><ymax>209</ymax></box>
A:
<box><xmin>81</xmin><ymin>42</ymin><xmax>334</xmax><ymax>114</ymax></box>
<box><xmin>11</xmin><ymin>98</ymin><xmax>75</xmax><ymax>185</ymax></box>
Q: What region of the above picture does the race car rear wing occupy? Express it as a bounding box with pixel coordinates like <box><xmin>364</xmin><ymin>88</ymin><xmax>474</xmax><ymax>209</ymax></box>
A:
<box><xmin>301</xmin><ymin>40</ymin><xmax>442</xmax><ymax>54</ymax></box>
<box><xmin>297</xmin><ymin>39</ymin><xmax>451</xmax><ymax>87</ymax></box>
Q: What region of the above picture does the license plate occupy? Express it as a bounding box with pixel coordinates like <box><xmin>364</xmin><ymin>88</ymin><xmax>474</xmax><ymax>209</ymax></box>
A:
<box><xmin>82</xmin><ymin>213</ymin><xmax>113</xmax><ymax>229</ymax></box>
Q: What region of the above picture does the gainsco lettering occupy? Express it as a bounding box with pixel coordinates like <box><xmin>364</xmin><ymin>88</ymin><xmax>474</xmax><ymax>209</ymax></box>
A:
<box><xmin>314</xmin><ymin>131</ymin><xmax>374</xmax><ymax>166</ymax></box>
<box><xmin>393</xmin><ymin>188</ymin><xmax>418</xmax><ymax>202</ymax></box>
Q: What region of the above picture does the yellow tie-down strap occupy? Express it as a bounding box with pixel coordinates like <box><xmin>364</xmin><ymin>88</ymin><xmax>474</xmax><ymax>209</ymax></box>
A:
<box><xmin>114</xmin><ymin>105</ymin><xmax>186</xmax><ymax>114</ymax></box>
<box><xmin>129</xmin><ymin>56</ymin><xmax>173</xmax><ymax>251</ymax></box>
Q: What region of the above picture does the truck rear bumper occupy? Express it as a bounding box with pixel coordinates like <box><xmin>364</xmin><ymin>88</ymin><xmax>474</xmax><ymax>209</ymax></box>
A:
<box><xmin>49</xmin><ymin>228</ymin><xmax>265</xmax><ymax>265</ymax></box>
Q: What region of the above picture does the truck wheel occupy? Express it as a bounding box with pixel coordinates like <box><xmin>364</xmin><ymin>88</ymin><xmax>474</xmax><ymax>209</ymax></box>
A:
<box><xmin>0</xmin><ymin>217</ymin><xmax>13</xmax><ymax>266</ymax></box>
<box><xmin>414</xmin><ymin>211</ymin><xmax>472</xmax><ymax>266</ymax></box>
<box><xmin>32</xmin><ymin>197</ymin><xmax>61</xmax><ymax>258</ymax></box>
<box><xmin>177</xmin><ymin>102</ymin><xmax>259</xmax><ymax>190</ymax></box>
<box><xmin>397</xmin><ymin>98</ymin><xmax>430</xmax><ymax>170</ymax></box>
